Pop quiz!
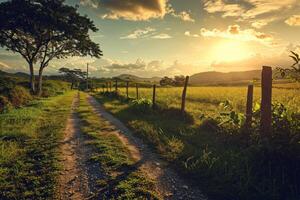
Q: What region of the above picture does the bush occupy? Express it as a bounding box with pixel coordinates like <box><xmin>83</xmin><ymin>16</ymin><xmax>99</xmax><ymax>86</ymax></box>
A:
<box><xmin>0</xmin><ymin>95</ymin><xmax>12</xmax><ymax>113</ymax></box>
<box><xmin>8</xmin><ymin>86</ymin><xmax>32</xmax><ymax>107</ymax></box>
<box><xmin>42</xmin><ymin>80</ymin><xmax>70</xmax><ymax>97</ymax></box>
<box><xmin>129</xmin><ymin>98</ymin><xmax>152</xmax><ymax>113</ymax></box>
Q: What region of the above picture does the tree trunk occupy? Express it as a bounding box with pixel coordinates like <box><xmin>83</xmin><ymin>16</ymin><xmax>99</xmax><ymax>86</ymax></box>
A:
<box><xmin>29</xmin><ymin>62</ymin><xmax>36</xmax><ymax>94</ymax></box>
<box><xmin>37</xmin><ymin>67</ymin><xmax>44</xmax><ymax>96</ymax></box>
<box><xmin>71</xmin><ymin>81</ymin><xmax>74</xmax><ymax>90</ymax></box>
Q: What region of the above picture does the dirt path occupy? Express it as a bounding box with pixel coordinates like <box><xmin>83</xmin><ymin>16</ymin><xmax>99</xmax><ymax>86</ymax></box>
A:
<box><xmin>87</xmin><ymin>95</ymin><xmax>207</xmax><ymax>200</ymax></box>
<box><xmin>57</xmin><ymin>94</ymin><xmax>104</xmax><ymax>200</ymax></box>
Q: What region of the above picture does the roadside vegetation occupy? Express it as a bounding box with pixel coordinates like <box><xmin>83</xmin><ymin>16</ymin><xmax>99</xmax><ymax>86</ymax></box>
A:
<box><xmin>77</xmin><ymin>92</ymin><xmax>161</xmax><ymax>199</ymax></box>
<box><xmin>0</xmin><ymin>71</ymin><xmax>70</xmax><ymax>113</ymax></box>
<box><xmin>0</xmin><ymin>91</ymin><xmax>76</xmax><ymax>199</ymax></box>
<box><xmin>93</xmin><ymin>83</ymin><xmax>300</xmax><ymax>200</ymax></box>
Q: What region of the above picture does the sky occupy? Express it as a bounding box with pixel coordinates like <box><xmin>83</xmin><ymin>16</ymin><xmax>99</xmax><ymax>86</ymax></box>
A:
<box><xmin>0</xmin><ymin>0</ymin><xmax>300</xmax><ymax>78</ymax></box>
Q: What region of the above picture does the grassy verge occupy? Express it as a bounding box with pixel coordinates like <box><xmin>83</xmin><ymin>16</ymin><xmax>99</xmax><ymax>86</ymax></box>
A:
<box><xmin>77</xmin><ymin>92</ymin><xmax>161</xmax><ymax>199</ymax></box>
<box><xmin>93</xmin><ymin>92</ymin><xmax>300</xmax><ymax>200</ymax></box>
<box><xmin>0</xmin><ymin>91</ymin><xmax>76</xmax><ymax>199</ymax></box>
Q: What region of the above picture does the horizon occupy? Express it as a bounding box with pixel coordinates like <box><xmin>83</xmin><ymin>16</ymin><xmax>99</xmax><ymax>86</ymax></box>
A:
<box><xmin>0</xmin><ymin>0</ymin><xmax>299</xmax><ymax>78</ymax></box>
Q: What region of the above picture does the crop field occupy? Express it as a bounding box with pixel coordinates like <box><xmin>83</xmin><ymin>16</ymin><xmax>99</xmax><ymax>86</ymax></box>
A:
<box><xmin>117</xmin><ymin>85</ymin><xmax>300</xmax><ymax>119</ymax></box>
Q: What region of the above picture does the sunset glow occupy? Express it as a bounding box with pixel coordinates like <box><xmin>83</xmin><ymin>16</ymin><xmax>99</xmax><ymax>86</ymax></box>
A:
<box><xmin>0</xmin><ymin>0</ymin><xmax>300</xmax><ymax>77</ymax></box>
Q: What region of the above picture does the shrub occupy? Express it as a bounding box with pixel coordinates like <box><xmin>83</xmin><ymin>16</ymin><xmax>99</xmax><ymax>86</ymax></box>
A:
<box><xmin>129</xmin><ymin>98</ymin><xmax>152</xmax><ymax>113</ymax></box>
<box><xmin>0</xmin><ymin>95</ymin><xmax>12</xmax><ymax>113</ymax></box>
<box><xmin>42</xmin><ymin>80</ymin><xmax>70</xmax><ymax>97</ymax></box>
<box><xmin>8</xmin><ymin>86</ymin><xmax>32</xmax><ymax>107</ymax></box>
<box><xmin>165</xmin><ymin>137</ymin><xmax>184</xmax><ymax>161</ymax></box>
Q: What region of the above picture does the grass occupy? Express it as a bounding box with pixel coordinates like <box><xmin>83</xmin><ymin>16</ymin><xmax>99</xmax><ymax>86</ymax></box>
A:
<box><xmin>0</xmin><ymin>91</ymin><xmax>76</xmax><ymax>200</ymax></box>
<box><xmin>77</xmin><ymin>92</ymin><xmax>161</xmax><ymax>200</ymax></box>
<box><xmin>116</xmin><ymin>85</ymin><xmax>299</xmax><ymax>120</ymax></box>
<box><xmin>92</xmin><ymin>84</ymin><xmax>300</xmax><ymax>200</ymax></box>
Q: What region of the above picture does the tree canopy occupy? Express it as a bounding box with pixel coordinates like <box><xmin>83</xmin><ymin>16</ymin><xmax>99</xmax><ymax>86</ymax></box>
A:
<box><xmin>0</xmin><ymin>0</ymin><xmax>103</xmax><ymax>94</ymax></box>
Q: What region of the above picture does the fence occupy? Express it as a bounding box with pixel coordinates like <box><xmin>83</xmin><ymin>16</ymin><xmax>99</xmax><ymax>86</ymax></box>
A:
<box><xmin>98</xmin><ymin>66</ymin><xmax>273</xmax><ymax>136</ymax></box>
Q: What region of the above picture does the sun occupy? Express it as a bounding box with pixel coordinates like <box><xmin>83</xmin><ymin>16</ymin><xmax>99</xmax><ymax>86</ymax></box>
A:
<box><xmin>212</xmin><ymin>40</ymin><xmax>251</xmax><ymax>62</ymax></box>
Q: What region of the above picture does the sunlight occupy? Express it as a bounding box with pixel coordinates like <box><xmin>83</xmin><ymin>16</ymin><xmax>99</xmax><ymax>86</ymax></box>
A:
<box><xmin>212</xmin><ymin>40</ymin><xmax>251</xmax><ymax>62</ymax></box>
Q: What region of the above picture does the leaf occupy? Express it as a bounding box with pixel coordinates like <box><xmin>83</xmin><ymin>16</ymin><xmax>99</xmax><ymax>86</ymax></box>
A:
<box><xmin>290</xmin><ymin>55</ymin><xmax>298</xmax><ymax>63</ymax></box>
<box><xmin>291</xmin><ymin>51</ymin><xmax>300</xmax><ymax>60</ymax></box>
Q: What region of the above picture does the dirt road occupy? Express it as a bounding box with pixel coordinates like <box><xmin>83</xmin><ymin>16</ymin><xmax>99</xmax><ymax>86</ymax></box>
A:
<box><xmin>57</xmin><ymin>93</ymin><xmax>207</xmax><ymax>200</ymax></box>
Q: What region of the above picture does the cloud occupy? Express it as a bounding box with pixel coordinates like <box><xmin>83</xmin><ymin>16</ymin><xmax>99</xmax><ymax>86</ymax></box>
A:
<box><xmin>242</xmin><ymin>0</ymin><xmax>297</xmax><ymax>19</ymax></box>
<box><xmin>0</xmin><ymin>61</ymin><xmax>10</xmax><ymax>69</ymax></box>
<box><xmin>80</xmin><ymin>0</ymin><xmax>168</xmax><ymax>21</ymax></box>
<box><xmin>184</xmin><ymin>31</ymin><xmax>200</xmax><ymax>38</ymax></box>
<box><xmin>200</xmin><ymin>25</ymin><xmax>274</xmax><ymax>45</ymax></box>
<box><xmin>151</xmin><ymin>33</ymin><xmax>172</xmax><ymax>39</ymax></box>
<box><xmin>285</xmin><ymin>15</ymin><xmax>300</xmax><ymax>26</ymax></box>
<box><xmin>120</xmin><ymin>27</ymin><xmax>171</xmax><ymax>39</ymax></box>
<box><xmin>203</xmin><ymin>0</ymin><xmax>298</xmax><ymax>27</ymax></box>
<box><xmin>170</xmin><ymin>10</ymin><xmax>195</xmax><ymax>22</ymax></box>
<box><xmin>204</xmin><ymin>0</ymin><xmax>245</xmax><ymax>18</ymax></box>
<box><xmin>104</xmin><ymin>59</ymin><xmax>146</xmax><ymax>70</ymax></box>
<box><xmin>120</xmin><ymin>27</ymin><xmax>156</xmax><ymax>39</ymax></box>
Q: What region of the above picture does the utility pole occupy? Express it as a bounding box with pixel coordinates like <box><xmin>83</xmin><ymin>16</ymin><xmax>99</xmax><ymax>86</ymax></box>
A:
<box><xmin>86</xmin><ymin>63</ymin><xmax>89</xmax><ymax>91</ymax></box>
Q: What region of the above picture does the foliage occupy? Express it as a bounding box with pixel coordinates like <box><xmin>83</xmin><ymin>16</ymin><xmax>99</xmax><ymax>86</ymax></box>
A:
<box><xmin>58</xmin><ymin>67</ymin><xmax>87</xmax><ymax>89</ymax></box>
<box><xmin>160</xmin><ymin>75</ymin><xmax>186</xmax><ymax>86</ymax></box>
<box><xmin>0</xmin><ymin>0</ymin><xmax>102</xmax><ymax>94</ymax></box>
<box><xmin>160</xmin><ymin>76</ymin><xmax>174</xmax><ymax>86</ymax></box>
<box><xmin>277</xmin><ymin>51</ymin><xmax>300</xmax><ymax>81</ymax></box>
<box><xmin>7</xmin><ymin>86</ymin><xmax>32</xmax><ymax>107</ymax></box>
<box><xmin>94</xmin><ymin>86</ymin><xmax>300</xmax><ymax>200</ymax></box>
<box><xmin>129</xmin><ymin>98</ymin><xmax>153</xmax><ymax>113</ymax></box>
<box><xmin>0</xmin><ymin>96</ymin><xmax>12</xmax><ymax>113</ymax></box>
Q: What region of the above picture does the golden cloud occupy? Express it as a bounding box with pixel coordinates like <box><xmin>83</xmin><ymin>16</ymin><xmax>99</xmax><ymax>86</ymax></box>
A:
<box><xmin>81</xmin><ymin>0</ymin><xmax>169</xmax><ymax>21</ymax></box>
<box><xmin>200</xmin><ymin>25</ymin><xmax>274</xmax><ymax>45</ymax></box>
<box><xmin>285</xmin><ymin>15</ymin><xmax>300</xmax><ymax>26</ymax></box>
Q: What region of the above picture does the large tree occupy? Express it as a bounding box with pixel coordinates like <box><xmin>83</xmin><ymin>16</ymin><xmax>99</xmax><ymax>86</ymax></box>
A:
<box><xmin>0</xmin><ymin>0</ymin><xmax>102</xmax><ymax>95</ymax></box>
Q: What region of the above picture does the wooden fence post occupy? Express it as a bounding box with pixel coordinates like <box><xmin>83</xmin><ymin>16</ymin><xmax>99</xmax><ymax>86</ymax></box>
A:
<box><xmin>152</xmin><ymin>84</ymin><xmax>156</xmax><ymax>110</ymax></box>
<box><xmin>181</xmin><ymin>76</ymin><xmax>189</xmax><ymax>115</ymax></box>
<box><xmin>136</xmin><ymin>84</ymin><xmax>139</xmax><ymax>99</ymax></box>
<box><xmin>245</xmin><ymin>84</ymin><xmax>253</xmax><ymax>127</ymax></box>
<box><xmin>102</xmin><ymin>85</ymin><xmax>105</xmax><ymax>93</ymax></box>
<box><xmin>109</xmin><ymin>81</ymin><xmax>112</xmax><ymax>92</ymax></box>
<box><xmin>115</xmin><ymin>79</ymin><xmax>118</xmax><ymax>91</ymax></box>
<box><xmin>260</xmin><ymin>66</ymin><xmax>272</xmax><ymax>136</ymax></box>
<box><xmin>126</xmin><ymin>81</ymin><xmax>129</xmax><ymax>98</ymax></box>
<box><xmin>106</xmin><ymin>82</ymin><xmax>109</xmax><ymax>92</ymax></box>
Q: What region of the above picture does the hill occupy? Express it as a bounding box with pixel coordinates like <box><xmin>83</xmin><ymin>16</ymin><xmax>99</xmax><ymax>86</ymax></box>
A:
<box><xmin>189</xmin><ymin>70</ymin><xmax>262</xmax><ymax>85</ymax></box>
<box><xmin>115</xmin><ymin>74</ymin><xmax>161</xmax><ymax>83</ymax></box>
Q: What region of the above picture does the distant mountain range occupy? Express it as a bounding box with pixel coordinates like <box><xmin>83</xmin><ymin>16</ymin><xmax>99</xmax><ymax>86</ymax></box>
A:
<box><xmin>115</xmin><ymin>74</ymin><xmax>162</xmax><ymax>83</ymax></box>
<box><xmin>189</xmin><ymin>70</ymin><xmax>262</xmax><ymax>85</ymax></box>
<box><xmin>1</xmin><ymin>69</ymin><xmax>282</xmax><ymax>86</ymax></box>
<box><xmin>115</xmin><ymin>70</ymin><xmax>264</xmax><ymax>85</ymax></box>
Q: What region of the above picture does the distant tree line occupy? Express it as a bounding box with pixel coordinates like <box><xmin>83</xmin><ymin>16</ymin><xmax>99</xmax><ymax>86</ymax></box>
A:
<box><xmin>160</xmin><ymin>75</ymin><xmax>186</xmax><ymax>86</ymax></box>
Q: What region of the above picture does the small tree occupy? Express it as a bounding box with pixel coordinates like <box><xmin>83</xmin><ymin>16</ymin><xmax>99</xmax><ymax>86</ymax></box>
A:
<box><xmin>160</xmin><ymin>76</ymin><xmax>174</xmax><ymax>86</ymax></box>
<box><xmin>277</xmin><ymin>51</ymin><xmax>300</xmax><ymax>82</ymax></box>
<box><xmin>0</xmin><ymin>0</ymin><xmax>102</xmax><ymax>95</ymax></box>
<box><xmin>59</xmin><ymin>67</ymin><xmax>86</xmax><ymax>89</ymax></box>
<box><xmin>174</xmin><ymin>75</ymin><xmax>186</xmax><ymax>86</ymax></box>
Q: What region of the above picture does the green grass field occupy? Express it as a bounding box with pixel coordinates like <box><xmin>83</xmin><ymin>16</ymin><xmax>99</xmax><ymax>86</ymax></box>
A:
<box><xmin>116</xmin><ymin>85</ymin><xmax>299</xmax><ymax>119</ymax></box>
<box><xmin>94</xmin><ymin>83</ymin><xmax>300</xmax><ymax>200</ymax></box>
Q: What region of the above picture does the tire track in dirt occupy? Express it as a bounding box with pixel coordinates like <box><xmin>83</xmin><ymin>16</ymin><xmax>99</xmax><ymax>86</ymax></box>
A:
<box><xmin>87</xmin><ymin>94</ymin><xmax>207</xmax><ymax>200</ymax></box>
<box><xmin>57</xmin><ymin>93</ymin><xmax>104</xmax><ymax>200</ymax></box>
